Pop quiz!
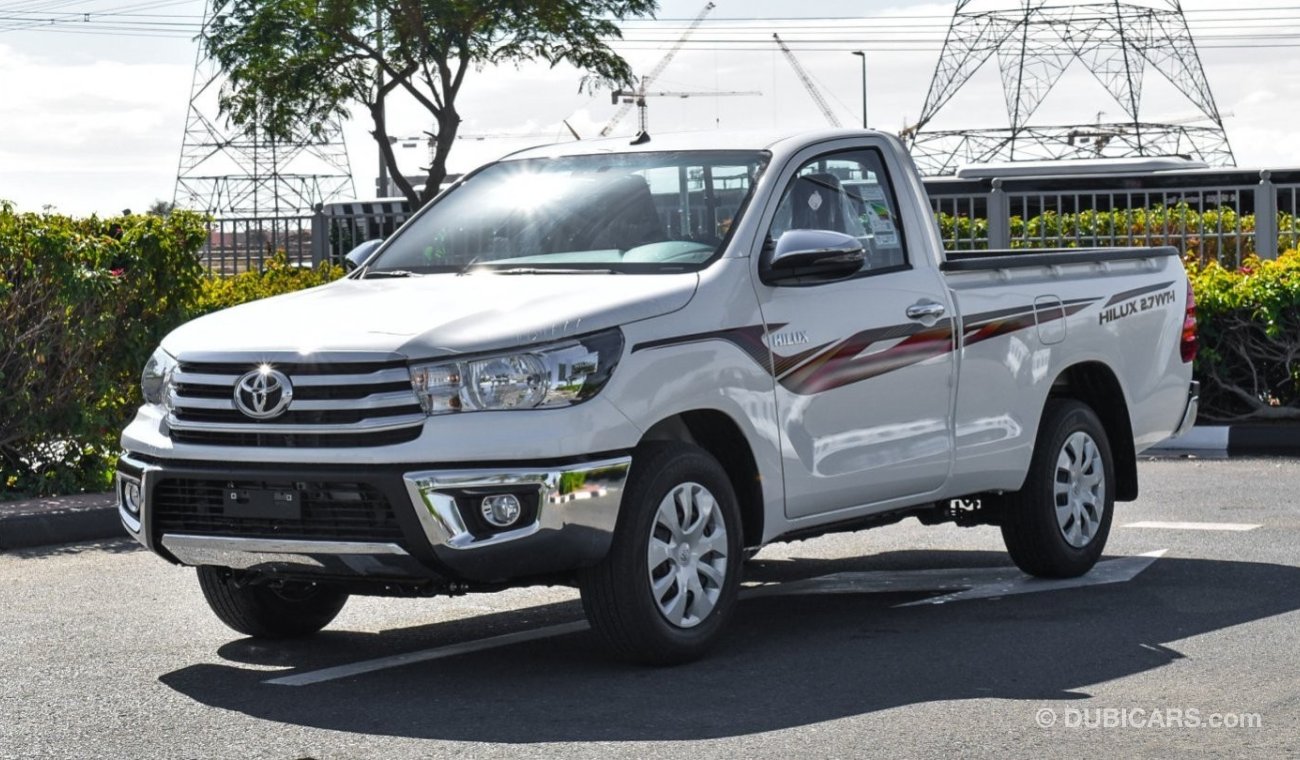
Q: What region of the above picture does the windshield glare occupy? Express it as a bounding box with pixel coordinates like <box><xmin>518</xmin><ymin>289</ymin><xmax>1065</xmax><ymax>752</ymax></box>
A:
<box><xmin>365</xmin><ymin>150</ymin><xmax>769</xmax><ymax>274</ymax></box>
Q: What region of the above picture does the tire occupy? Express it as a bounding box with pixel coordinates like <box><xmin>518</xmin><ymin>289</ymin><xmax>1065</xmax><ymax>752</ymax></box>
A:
<box><xmin>196</xmin><ymin>566</ymin><xmax>349</xmax><ymax>639</ymax></box>
<box><xmin>578</xmin><ymin>442</ymin><xmax>743</xmax><ymax>665</ymax></box>
<box><xmin>1000</xmin><ymin>398</ymin><xmax>1115</xmax><ymax>578</ymax></box>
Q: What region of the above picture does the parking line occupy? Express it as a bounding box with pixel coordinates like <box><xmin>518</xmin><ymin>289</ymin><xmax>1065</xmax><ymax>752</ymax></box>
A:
<box><xmin>264</xmin><ymin>620</ymin><xmax>590</xmax><ymax>686</ymax></box>
<box><xmin>1123</xmin><ymin>520</ymin><xmax>1261</xmax><ymax>531</ymax></box>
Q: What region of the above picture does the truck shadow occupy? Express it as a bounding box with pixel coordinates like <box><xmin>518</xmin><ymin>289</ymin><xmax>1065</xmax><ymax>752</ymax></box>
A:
<box><xmin>159</xmin><ymin>551</ymin><xmax>1300</xmax><ymax>743</ymax></box>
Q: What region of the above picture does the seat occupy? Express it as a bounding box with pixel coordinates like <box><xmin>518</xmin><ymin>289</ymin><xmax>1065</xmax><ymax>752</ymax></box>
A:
<box><xmin>583</xmin><ymin>174</ymin><xmax>666</xmax><ymax>251</ymax></box>
<box><xmin>790</xmin><ymin>173</ymin><xmax>850</xmax><ymax>233</ymax></box>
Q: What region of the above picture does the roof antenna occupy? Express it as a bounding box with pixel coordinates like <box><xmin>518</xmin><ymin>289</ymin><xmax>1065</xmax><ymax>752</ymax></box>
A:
<box><xmin>630</xmin><ymin>131</ymin><xmax>651</xmax><ymax>145</ymax></box>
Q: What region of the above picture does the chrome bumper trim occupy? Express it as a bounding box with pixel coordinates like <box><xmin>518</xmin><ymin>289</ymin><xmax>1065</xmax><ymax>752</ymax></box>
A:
<box><xmin>402</xmin><ymin>456</ymin><xmax>632</xmax><ymax>551</ymax></box>
<box><xmin>1172</xmin><ymin>380</ymin><xmax>1200</xmax><ymax>438</ymax></box>
<box><xmin>116</xmin><ymin>454</ymin><xmax>159</xmax><ymax>550</ymax></box>
<box><xmin>160</xmin><ymin>534</ymin><xmax>417</xmax><ymax>574</ymax></box>
<box><xmin>166</xmin><ymin>413</ymin><xmax>426</xmax><ymax>435</ymax></box>
<box><xmin>402</xmin><ymin>456</ymin><xmax>633</xmax><ymax>581</ymax></box>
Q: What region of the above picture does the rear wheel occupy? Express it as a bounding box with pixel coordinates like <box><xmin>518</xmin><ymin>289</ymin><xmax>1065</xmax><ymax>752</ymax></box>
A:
<box><xmin>1001</xmin><ymin>399</ymin><xmax>1115</xmax><ymax>578</ymax></box>
<box><xmin>579</xmin><ymin>442</ymin><xmax>742</xmax><ymax>665</ymax></box>
<box><xmin>196</xmin><ymin>566</ymin><xmax>349</xmax><ymax>639</ymax></box>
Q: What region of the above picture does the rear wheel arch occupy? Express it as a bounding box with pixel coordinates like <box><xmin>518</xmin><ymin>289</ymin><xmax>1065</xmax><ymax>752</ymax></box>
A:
<box><xmin>1048</xmin><ymin>361</ymin><xmax>1138</xmax><ymax>501</ymax></box>
<box><xmin>641</xmin><ymin>409</ymin><xmax>765</xmax><ymax>549</ymax></box>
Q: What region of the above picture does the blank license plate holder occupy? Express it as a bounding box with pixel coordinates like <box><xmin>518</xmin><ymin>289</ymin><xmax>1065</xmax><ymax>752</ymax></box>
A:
<box><xmin>223</xmin><ymin>487</ymin><xmax>302</xmax><ymax>520</ymax></box>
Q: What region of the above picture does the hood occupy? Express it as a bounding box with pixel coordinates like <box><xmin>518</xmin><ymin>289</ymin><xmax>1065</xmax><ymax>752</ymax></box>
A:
<box><xmin>162</xmin><ymin>272</ymin><xmax>698</xmax><ymax>359</ymax></box>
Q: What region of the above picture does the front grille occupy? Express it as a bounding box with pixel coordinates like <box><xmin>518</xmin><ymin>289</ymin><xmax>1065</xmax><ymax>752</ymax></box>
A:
<box><xmin>152</xmin><ymin>478</ymin><xmax>405</xmax><ymax>543</ymax></box>
<box><xmin>170</xmin><ymin>427</ymin><xmax>421</xmax><ymax>448</ymax></box>
<box><xmin>167</xmin><ymin>356</ymin><xmax>425</xmax><ymax>448</ymax></box>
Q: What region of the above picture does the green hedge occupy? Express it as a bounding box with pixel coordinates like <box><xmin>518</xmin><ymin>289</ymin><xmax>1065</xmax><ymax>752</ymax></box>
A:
<box><xmin>1188</xmin><ymin>251</ymin><xmax>1300</xmax><ymax>422</ymax></box>
<box><xmin>938</xmin><ymin>204</ymin><xmax>1296</xmax><ymax>265</ymax></box>
<box><xmin>0</xmin><ymin>206</ymin><xmax>343</xmax><ymax>499</ymax></box>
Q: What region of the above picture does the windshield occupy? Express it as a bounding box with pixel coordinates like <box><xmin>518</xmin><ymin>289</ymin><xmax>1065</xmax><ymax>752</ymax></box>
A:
<box><xmin>364</xmin><ymin>150</ymin><xmax>769</xmax><ymax>275</ymax></box>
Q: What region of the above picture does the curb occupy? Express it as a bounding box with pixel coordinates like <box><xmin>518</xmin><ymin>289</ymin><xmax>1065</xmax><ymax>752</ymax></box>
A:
<box><xmin>1148</xmin><ymin>425</ymin><xmax>1300</xmax><ymax>455</ymax></box>
<box><xmin>0</xmin><ymin>493</ymin><xmax>121</xmax><ymax>551</ymax></box>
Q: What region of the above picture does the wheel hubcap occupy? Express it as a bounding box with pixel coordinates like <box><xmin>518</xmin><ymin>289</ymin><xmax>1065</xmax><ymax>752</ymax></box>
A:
<box><xmin>647</xmin><ymin>482</ymin><xmax>728</xmax><ymax>629</ymax></box>
<box><xmin>1054</xmin><ymin>431</ymin><xmax>1106</xmax><ymax>548</ymax></box>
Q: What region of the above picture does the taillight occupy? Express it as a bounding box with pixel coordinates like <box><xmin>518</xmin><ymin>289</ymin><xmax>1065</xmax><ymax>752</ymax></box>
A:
<box><xmin>1180</xmin><ymin>280</ymin><xmax>1198</xmax><ymax>363</ymax></box>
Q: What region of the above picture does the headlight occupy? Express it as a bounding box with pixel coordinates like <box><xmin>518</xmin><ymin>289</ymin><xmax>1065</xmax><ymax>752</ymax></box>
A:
<box><xmin>141</xmin><ymin>347</ymin><xmax>178</xmax><ymax>406</ymax></box>
<box><xmin>409</xmin><ymin>329</ymin><xmax>623</xmax><ymax>414</ymax></box>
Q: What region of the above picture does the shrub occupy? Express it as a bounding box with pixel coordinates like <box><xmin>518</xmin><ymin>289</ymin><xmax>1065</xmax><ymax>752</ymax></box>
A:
<box><xmin>195</xmin><ymin>253</ymin><xmax>344</xmax><ymax>313</ymax></box>
<box><xmin>0</xmin><ymin>205</ymin><xmax>207</xmax><ymax>497</ymax></box>
<box><xmin>1187</xmin><ymin>250</ymin><xmax>1300</xmax><ymax>422</ymax></box>
<box><xmin>937</xmin><ymin>204</ymin><xmax>1291</xmax><ymax>266</ymax></box>
<box><xmin>1</xmin><ymin>211</ymin><xmax>342</xmax><ymax>499</ymax></box>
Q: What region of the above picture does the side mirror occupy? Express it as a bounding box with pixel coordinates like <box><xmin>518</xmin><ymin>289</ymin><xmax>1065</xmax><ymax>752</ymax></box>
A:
<box><xmin>344</xmin><ymin>238</ymin><xmax>384</xmax><ymax>272</ymax></box>
<box><xmin>760</xmin><ymin>230</ymin><xmax>865</xmax><ymax>285</ymax></box>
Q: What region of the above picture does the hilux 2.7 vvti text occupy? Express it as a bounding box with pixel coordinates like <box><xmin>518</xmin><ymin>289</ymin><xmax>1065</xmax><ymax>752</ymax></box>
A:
<box><xmin>119</xmin><ymin>130</ymin><xmax>1198</xmax><ymax>663</ymax></box>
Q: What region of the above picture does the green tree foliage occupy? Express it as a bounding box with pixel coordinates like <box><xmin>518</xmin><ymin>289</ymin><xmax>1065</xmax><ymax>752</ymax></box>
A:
<box><xmin>204</xmin><ymin>0</ymin><xmax>659</xmax><ymax>209</ymax></box>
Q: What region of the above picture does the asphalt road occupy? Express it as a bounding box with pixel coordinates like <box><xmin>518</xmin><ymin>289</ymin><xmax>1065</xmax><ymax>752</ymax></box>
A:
<box><xmin>3</xmin><ymin>457</ymin><xmax>1298</xmax><ymax>759</ymax></box>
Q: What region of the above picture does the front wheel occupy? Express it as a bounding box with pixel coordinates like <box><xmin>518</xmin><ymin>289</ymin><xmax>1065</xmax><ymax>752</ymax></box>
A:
<box><xmin>196</xmin><ymin>566</ymin><xmax>349</xmax><ymax>639</ymax></box>
<box><xmin>1001</xmin><ymin>398</ymin><xmax>1115</xmax><ymax>578</ymax></box>
<box><xmin>578</xmin><ymin>442</ymin><xmax>743</xmax><ymax>665</ymax></box>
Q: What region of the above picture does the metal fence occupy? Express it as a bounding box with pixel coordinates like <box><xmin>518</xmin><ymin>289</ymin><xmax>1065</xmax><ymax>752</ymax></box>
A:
<box><xmin>201</xmin><ymin>216</ymin><xmax>315</xmax><ymax>275</ymax></box>
<box><xmin>200</xmin><ymin>200</ymin><xmax>412</xmax><ymax>274</ymax></box>
<box><xmin>926</xmin><ymin>168</ymin><xmax>1300</xmax><ymax>269</ymax></box>
<box><xmin>199</xmin><ymin>167</ymin><xmax>1300</xmax><ymax>274</ymax></box>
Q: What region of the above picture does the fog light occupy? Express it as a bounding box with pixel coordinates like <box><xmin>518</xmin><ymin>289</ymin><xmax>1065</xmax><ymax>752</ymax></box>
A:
<box><xmin>122</xmin><ymin>479</ymin><xmax>143</xmax><ymax>516</ymax></box>
<box><xmin>480</xmin><ymin>494</ymin><xmax>522</xmax><ymax>528</ymax></box>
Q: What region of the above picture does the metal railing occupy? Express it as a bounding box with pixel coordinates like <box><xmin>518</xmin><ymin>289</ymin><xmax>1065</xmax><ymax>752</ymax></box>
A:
<box><xmin>199</xmin><ymin>203</ymin><xmax>413</xmax><ymax>274</ymax></box>
<box><xmin>201</xmin><ymin>216</ymin><xmax>314</xmax><ymax>275</ymax></box>
<box><xmin>926</xmin><ymin>167</ymin><xmax>1300</xmax><ymax>269</ymax></box>
<box><xmin>198</xmin><ymin>167</ymin><xmax>1300</xmax><ymax>274</ymax></box>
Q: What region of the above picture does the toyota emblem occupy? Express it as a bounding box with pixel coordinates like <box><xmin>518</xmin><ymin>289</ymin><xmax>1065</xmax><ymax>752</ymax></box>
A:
<box><xmin>233</xmin><ymin>367</ymin><xmax>294</xmax><ymax>420</ymax></box>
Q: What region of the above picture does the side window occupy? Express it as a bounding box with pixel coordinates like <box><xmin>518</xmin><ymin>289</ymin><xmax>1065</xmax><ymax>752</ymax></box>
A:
<box><xmin>767</xmin><ymin>148</ymin><xmax>908</xmax><ymax>273</ymax></box>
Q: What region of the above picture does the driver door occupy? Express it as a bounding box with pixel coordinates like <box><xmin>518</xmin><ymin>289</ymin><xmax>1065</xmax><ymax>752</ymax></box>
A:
<box><xmin>753</xmin><ymin>141</ymin><xmax>956</xmax><ymax>519</ymax></box>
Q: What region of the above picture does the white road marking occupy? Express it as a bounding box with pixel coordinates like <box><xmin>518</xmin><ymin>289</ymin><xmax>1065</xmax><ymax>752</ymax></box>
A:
<box><xmin>748</xmin><ymin>550</ymin><xmax>1166</xmax><ymax>607</ymax></box>
<box><xmin>1123</xmin><ymin>521</ymin><xmax>1261</xmax><ymax>532</ymax></box>
<box><xmin>265</xmin><ymin>620</ymin><xmax>589</xmax><ymax>686</ymax></box>
<box><xmin>895</xmin><ymin>550</ymin><xmax>1165</xmax><ymax>606</ymax></box>
<box><xmin>267</xmin><ymin>551</ymin><xmax>1167</xmax><ymax>685</ymax></box>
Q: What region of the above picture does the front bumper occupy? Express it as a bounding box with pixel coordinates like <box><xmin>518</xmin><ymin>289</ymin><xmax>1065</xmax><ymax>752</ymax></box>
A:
<box><xmin>116</xmin><ymin>453</ymin><xmax>631</xmax><ymax>587</ymax></box>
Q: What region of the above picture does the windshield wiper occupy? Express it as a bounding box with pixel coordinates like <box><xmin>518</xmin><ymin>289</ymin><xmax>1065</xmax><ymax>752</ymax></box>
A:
<box><xmin>362</xmin><ymin>269</ymin><xmax>418</xmax><ymax>279</ymax></box>
<box><xmin>456</xmin><ymin>255</ymin><xmax>483</xmax><ymax>276</ymax></box>
<box><xmin>492</xmin><ymin>267</ymin><xmax>619</xmax><ymax>275</ymax></box>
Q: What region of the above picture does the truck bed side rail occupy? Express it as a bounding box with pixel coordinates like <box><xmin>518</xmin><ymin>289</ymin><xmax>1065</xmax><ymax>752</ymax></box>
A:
<box><xmin>941</xmin><ymin>246</ymin><xmax>1180</xmax><ymax>272</ymax></box>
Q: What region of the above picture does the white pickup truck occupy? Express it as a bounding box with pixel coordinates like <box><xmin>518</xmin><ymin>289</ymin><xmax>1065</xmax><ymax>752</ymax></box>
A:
<box><xmin>118</xmin><ymin>130</ymin><xmax>1198</xmax><ymax>664</ymax></box>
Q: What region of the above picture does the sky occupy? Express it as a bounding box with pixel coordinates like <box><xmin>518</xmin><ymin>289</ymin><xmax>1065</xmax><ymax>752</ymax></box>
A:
<box><xmin>2</xmin><ymin>0</ymin><xmax>1299</xmax><ymax>216</ymax></box>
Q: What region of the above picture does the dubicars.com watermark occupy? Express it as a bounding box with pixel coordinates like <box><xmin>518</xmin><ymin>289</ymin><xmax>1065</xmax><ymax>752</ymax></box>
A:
<box><xmin>1035</xmin><ymin>707</ymin><xmax>1262</xmax><ymax>730</ymax></box>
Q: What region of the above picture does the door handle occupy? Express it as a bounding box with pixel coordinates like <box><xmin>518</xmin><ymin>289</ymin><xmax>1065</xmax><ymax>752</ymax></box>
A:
<box><xmin>906</xmin><ymin>301</ymin><xmax>947</xmax><ymax>321</ymax></box>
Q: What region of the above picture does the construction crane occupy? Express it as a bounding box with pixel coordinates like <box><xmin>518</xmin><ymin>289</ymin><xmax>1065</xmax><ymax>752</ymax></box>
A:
<box><xmin>599</xmin><ymin>1</ymin><xmax>716</xmax><ymax>137</ymax></box>
<box><xmin>608</xmin><ymin>89</ymin><xmax>762</xmax><ymax>134</ymax></box>
<box><xmin>772</xmin><ymin>32</ymin><xmax>841</xmax><ymax>128</ymax></box>
<box><xmin>611</xmin><ymin>89</ymin><xmax>762</xmax><ymax>101</ymax></box>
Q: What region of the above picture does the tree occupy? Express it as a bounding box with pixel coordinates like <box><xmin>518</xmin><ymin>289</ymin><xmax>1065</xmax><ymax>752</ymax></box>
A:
<box><xmin>205</xmin><ymin>0</ymin><xmax>658</xmax><ymax>209</ymax></box>
<box><xmin>146</xmin><ymin>199</ymin><xmax>175</xmax><ymax>217</ymax></box>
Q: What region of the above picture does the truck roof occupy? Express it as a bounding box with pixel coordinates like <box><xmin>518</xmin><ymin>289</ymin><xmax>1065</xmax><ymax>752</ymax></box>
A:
<box><xmin>500</xmin><ymin>128</ymin><xmax>894</xmax><ymax>162</ymax></box>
